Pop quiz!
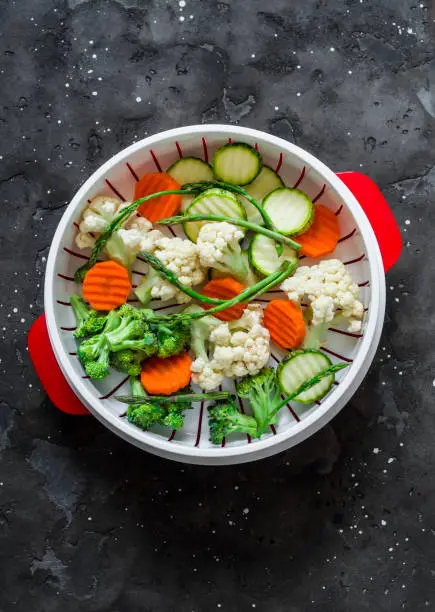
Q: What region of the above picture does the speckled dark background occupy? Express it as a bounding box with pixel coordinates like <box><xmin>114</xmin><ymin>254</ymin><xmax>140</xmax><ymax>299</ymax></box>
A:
<box><xmin>1</xmin><ymin>0</ymin><xmax>435</xmax><ymax>610</ymax></box>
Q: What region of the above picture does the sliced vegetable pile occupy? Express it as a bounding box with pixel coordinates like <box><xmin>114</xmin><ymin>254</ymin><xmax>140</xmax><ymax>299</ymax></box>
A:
<box><xmin>69</xmin><ymin>141</ymin><xmax>364</xmax><ymax>443</ymax></box>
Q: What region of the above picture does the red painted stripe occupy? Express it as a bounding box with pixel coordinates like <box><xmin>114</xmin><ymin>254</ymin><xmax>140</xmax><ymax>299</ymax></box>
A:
<box><xmin>329</xmin><ymin>327</ymin><xmax>363</xmax><ymax>339</ymax></box>
<box><xmin>254</xmin><ymin>143</ymin><xmax>259</xmax><ymax>151</ymax></box>
<box><xmin>315</xmin><ymin>400</ymin><xmax>321</xmax><ymax>406</ymax></box>
<box><xmin>175</xmin><ymin>141</ymin><xmax>183</xmax><ymax>158</ymax></box>
<box><xmin>359</xmin><ymin>281</ymin><xmax>370</xmax><ymax>287</ymax></box>
<box><xmin>60</xmin><ymin>326</ymin><xmax>76</xmax><ymax>331</ymax></box>
<box><xmin>312</xmin><ymin>184</ymin><xmax>326</xmax><ymax>203</ymax></box>
<box><xmin>126</xmin><ymin>162</ymin><xmax>139</xmax><ymax>181</ymax></box>
<box><xmin>270</xmin><ymin>424</ymin><xmax>277</xmax><ymax>435</ymax></box>
<box><xmin>202</xmin><ymin>137</ymin><xmax>209</xmax><ymax>163</ymax></box>
<box><xmin>132</xmin><ymin>269</ymin><xmax>146</xmax><ymax>277</ymax></box>
<box><xmin>82</xmin><ymin>375</ymin><xmax>90</xmax><ymax>379</ymax></box>
<box><xmin>322</xmin><ymin>347</ymin><xmax>353</xmax><ymax>363</ymax></box>
<box><xmin>57</xmin><ymin>300</ymin><xmax>71</xmax><ymax>306</ymax></box>
<box><xmin>338</xmin><ymin>228</ymin><xmax>356</xmax><ymax>243</ymax></box>
<box><xmin>150</xmin><ymin>149</ymin><xmax>162</xmax><ymax>172</ymax></box>
<box><xmin>168</xmin><ymin>226</ymin><xmax>177</xmax><ymax>237</ymax></box>
<box><xmin>344</xmin><ymin>254</ymin><xmax>365</xmax><ymax>265</ymax></box>
<box><xmin>168</xmin><ymin>430</ymin><xmax>176</xmax><ymax>441</ymax></box>
<box><xmin>152</xmin><ymin>303</ymin><xmax>177</xmax><ymax>312</ymax></box>
<box><xmin>99</xmin><ymin>375</ymin><xmax>129</xmax><ymax>400</ymax></box>
<box><xmin>335</xmin><ymin>204</ymin><xmax>343</xmax><ymax>216</ymax></box>
<box><xmin>275</xmin><ymin>152</ymin><xmax>283</xmax><ymax>173</ymax></box>
<box><xmin>228</xmin><ymin>137</ymin><xmax>232</xmax><ymax>144</ymax></box>
<box><xmin>69</xmin><ymin>352</ymin><xmax>77</xmax><ymax>356</ymax></box>
<box><xmin>105</xmin><ymin>179</ymin><xmax>126</xmax><ymax>201</ymax></box>
<box><xmin>127</xmin><ymin>298</ymin><xmax>140</xmax><ymax>303</ymax></box>
<box><xmin>293</xmin><ymin>166</ymin><xmax>306</xmax><ymax>188</ymax></box>
<box><xmin>73</xmin><ymin>221</ymin><xmax>80</xmax><ymax>230</ymax></box>
<box><xmin>237</xmin><ymin>396</ymin><xmax>251</xmax><ymax>443</ymax></box>
<box><xmin>194</xmin><ymin>399</ymin><xmax>204</xmax><ymax>447</ymax></box>
<box><xmin>63</xmin><ymin>247</ymin><xmax>90</xmax><ymax>261</ymax></box>
<box><xmin>58</xmin><ymin>273</ymin><xmax>75</xmax><ymax>281</ymax></box>
<box><xmin>333</xmin><ymin>380</ymin><xmax>339</xmax><ymax>386</ymax></box>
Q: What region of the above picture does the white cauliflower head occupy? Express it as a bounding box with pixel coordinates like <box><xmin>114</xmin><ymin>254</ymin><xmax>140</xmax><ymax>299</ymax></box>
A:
<box><xmin>208</xmin><ymin>304</ymin><xmax>270</xmax><ymax>379</ymax></box>
<box><xmin>281</xmin><ymin>258</ymin><xmax>364</xmax><ymax>332</ymax></box>
<box><xmin>196</xmin><ymin>222</ymin><xmax>250</xmax><ymax>283</ymax></box>
<box><xmin>135</xmin><ymin>236</ymin><xmax>207</xmax><ymax>305</ymax></box>
<box><xmin>190</xmin><ymin>357</ymin><xmax>225</xmax><ymax>392</ymax></box>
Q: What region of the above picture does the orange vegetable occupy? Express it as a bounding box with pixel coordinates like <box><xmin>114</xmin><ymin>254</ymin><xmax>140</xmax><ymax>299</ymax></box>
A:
<box><xmin>140</xmin><ymin>352</ymin><xmax>192</xmax><ymax>395</ymax></box>
<box><xmin>83</xmin><ymin>261</ymin><xmax>131</xmax><ymax>311</ymax></box>
<box><xmin>201</xmin><ymin>277</ymin><xmax>247</xmax><ymax>321</ymax></box>
<box><xmin>263</xmin><ymin>300</ymin><xmax>306</xmax><ymax>349</ymax></box>
<box><xmin>134</xmin><ymin>172</ymin><xmax>182</xmax><ymax>221</ymax></box>
<box><xmin>297</xmin><ymin>204</ymin><xmax>340</xmax><ymax>258</ymax></box>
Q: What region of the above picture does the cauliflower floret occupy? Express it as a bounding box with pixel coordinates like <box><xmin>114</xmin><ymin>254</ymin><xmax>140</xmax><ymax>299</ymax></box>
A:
<box><xmin>208</xmin><ymin>304</ymin><xmax>270</xmax><ymax>379</ymax></box>
<box><xmin>135</xmin><ymin>236</ymin><xmax>207</xmax><ymax>305</ymax></box>
<box><xmin>190</xmin><ymin>357</ymin><xmax>225</xmax><ymax>391</ymax></box>
<box><xmin>197</xmin><ymin>222</ymin><xmax>254</xmax><ymax>284</ymax></box>
<box><xmin>281</xmin><ymin>258</ymin><xmax>364</xmax><ymax>332</ymax></box>
<box><xmin>75</xmin><ymin>195</ymin><xmax>162</xmax><ymax>270</ymax></box>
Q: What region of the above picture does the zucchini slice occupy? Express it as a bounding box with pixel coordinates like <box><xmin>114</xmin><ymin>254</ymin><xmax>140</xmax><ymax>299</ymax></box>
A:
<box><xmin>263</xmin><ymin>187</ymin><xmax>314</xmax><ymax>236</ymax></box>
<box><xmin>167</xmin><ymin>156</ymin><xmax>214</xmax><ymax>185</ymax></box>
<box><xmin>213</xmin><ymin>142</ymin><xmax>262</xmax><ymax>186</ymax></box>
<box><xmin>277</xmin><ymin>350</ymin><xmax>333</xmax><ymax>404</ymax></box>
<box><xmin>183</xmin><ymin>188</ymin><xmax>247</xmax><ymax>242</ymax></box>
<box><xmin>249</xmin><ymin>234</ymin><xmax>298</xmax><ymax>277</ymax></box>
<box><xmin>241</xmin><ymin>165</ymin><xmax>284</xmax><ymax>225</ymax></box>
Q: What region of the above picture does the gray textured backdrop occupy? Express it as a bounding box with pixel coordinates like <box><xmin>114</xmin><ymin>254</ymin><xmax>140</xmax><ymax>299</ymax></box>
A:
<box><xmin>1</xmin><ymin>1</ymin><xmax>434</xmax><ymax>610</ymax></box>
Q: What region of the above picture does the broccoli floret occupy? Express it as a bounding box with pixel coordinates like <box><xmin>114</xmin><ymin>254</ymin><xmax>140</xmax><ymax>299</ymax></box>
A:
<box><xmin>81</xmin><ymin>337</ymin><xmax>111</xmax><ymax>380</ymax></box>
<box><xmin>162</xmin><ymin>404</ymin><xmax>185</xmax><ymax>429</ymax></box>
<box><xmin>110</xmin><ymin>349</ymin><xmax>150</xmax><ymax>376</ymax></box>
<box><xmin>152</xmin><ymin>319</ymin><xmax>191</xmax><ymax>358</ymax></box>
<box><xmin>236</xmin><ymin>368</ymin><xmax>281</xmax><ymax>435</ymax></box>
<box><xmin>70</xmin><ymin>294</ymin><xmax>106</xmax><ymax>339</ymax></box>
<box><xmin>105</xmin><ymin>306</ymin><xmax>149</xmax><ymax>349</ymax></box>
<box><xmin>125</xmin><ymin>377</ymin><xmax>191</xmax><ymax>431</ymax></box>
<box><xmin>208</xmin><ymin>396</ymin><xmax>258</xmax><ymax>445</ymax></box>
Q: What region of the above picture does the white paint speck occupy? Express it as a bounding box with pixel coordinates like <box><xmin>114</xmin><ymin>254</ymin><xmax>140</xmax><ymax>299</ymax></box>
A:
<box><xmin>373</xmin><ymin>448</ymin><xmax>380</xmax><ymax>454</ymax></box>
<box><xmin>243</xmin><ymin>508</ymin><xmax>249</xmax><ymax>514</ymax></box>
<box><xmin>13</xmin><ymin>308</ymin><xmax>17</xmax><ymax>313</ymax></box>
<box><xmin>179</xmin><ymin>0</ymin><xmax>186</xmax><ymax>6</ymax></box>
<box><xmin>274</xmin><ymin>105</ymin><xmax>279</xmax><ymax>111</ymax></box>
<box><xmin>330</xmin><ymin>47</ymin><xmax>335</xmax><ymax>52</ymax></box>
<box><xmin>92</xmin><ymin>91</ymin><xmax>98</xmax><ymax>96</ymax></box>
<box><xmin>387</xmin><ymin>457</ymin><xmax>395</xmax><ymax>464</ymax></box>
<box><xmin>296</xmin><ymin>92</ymin><xmax>301</xmax><ymax>97</ymax></box>
<box><xmin>251</xmin><ymin>53</ymin><xmax>256</xmax><ymax>58</ymax></box>
<box><xmin>136</xmin><ymin>96</ymin><xmax>142</xmax><ymax>103</ymax></box>
<box><xmin>179</xmin><ymin>15</ymin><xmax>185</xmax><ymax>22</ymax></box>
<box><xmin>381</xmin><ymin>520</ymin><xmax>387</xmax><ymax>526</ymax></box>
<box><xmin>405</xmin><ymin>219</ymin><xmax>410</xmax><ymax>225</ymax></box>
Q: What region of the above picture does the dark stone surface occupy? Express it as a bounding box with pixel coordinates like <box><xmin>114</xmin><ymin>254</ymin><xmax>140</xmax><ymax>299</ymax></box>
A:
<box><xmin>0</xmin><ymin>0</ymin><xmax>434</xmax><ymax>610</ymax></box>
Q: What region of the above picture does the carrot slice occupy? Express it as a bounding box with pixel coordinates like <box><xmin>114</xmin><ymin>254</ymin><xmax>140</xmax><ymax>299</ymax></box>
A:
<box><xmin>263</xmin><ymin>300</ymin><xmax>306</xmax><ymax>349</ymax></box>
<box><xmin>297</xmin><ymin>204</ymin><xmax>340</xmax><ymax>258</ymax></box>
<box><xmin>201</xmin><ymin>278</ymin><xmax>247</xmax><ymax>321</ymax></box>
<box><xmin>140</xmin><ymin>352</ymin><xmax>192</xmax><ymax>395</ymax></box>
<box><xmin>82</xmin><ymin>261</ymin><xmax>131</xmax><ymax>311</ymax></box>
<box><xmin>134</xmin><ymin>172</ymin><xmax>182</xmax><ymax>222</ymax></box>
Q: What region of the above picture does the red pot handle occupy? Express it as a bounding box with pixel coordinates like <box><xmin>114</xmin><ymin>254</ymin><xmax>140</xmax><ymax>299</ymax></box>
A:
<box><xmin>336</xmin><ymin>171</ymin><xmax>402</xmax><ymax>272</ymax></box>
<box><xmin>28</xmin><ymin>314</ymin><xmax>89</xmax><ymax>415</ymax></box>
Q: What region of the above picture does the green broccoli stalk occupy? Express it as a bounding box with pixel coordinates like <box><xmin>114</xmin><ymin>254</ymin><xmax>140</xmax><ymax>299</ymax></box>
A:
<box><xmin>208</xmin><ymin>397</ymin><xmax>258</xmax><ymax>445</ymax></box>
<box><xmin>302</xmin><ymin>315</ymin><xmax>342</xmax><ymax>351</ymax></box>
<box><xmin>236</xmin><ymin>368</ymin><xmax>281</xmax><ymax>436</ymax></box>
<box><xmin>70</xmin><ymin>294</ymin><xmax>106</xmax><ymax>339</ymax></box>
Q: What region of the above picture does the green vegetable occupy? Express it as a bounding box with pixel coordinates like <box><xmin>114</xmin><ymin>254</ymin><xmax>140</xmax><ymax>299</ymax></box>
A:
<box><xmin>263</xmin><ymin>187</ymin><xmax>314</xmax><ymax>236</ymax></box>
<box><xmin>77</xmin><ymin>309</ymin><xmax>121</xmax><ymax>379</ymax></box>
<box><xmin>248</xmin><ymin>234</ymin><xmax>298</xmax><ymax>277</ymax></box>
<box><xmin>70</xmin><ymin>294</ymin><xmax>107</xmax><ymax>339</ymax></box>
<box><xmin>183</xmin><ymin>188</ymin><xmax>247</xmax><ymax>243</ymax></box>
<box><xmin>125</xmin><ymin>377</ymin><xmax>193</xmax><ymax>431</ymax></box>
<box><xmin>117</xmin><ymin>391</ymin><xmax>231</xmax><ymax>405</ymax></box>
<box><xmin>110</xmin><ymin>349</ymin><xmax>150</xmax><ymax>376</ymax></box>
<box><xmin>241</xmin><ymin>165</ymin><xmax>284</xmax><ymax>225</ymax></box>
<box><xmin>236</xmin><ymin>367</ymin><xmax>281</xmax><ymax>436</ymax></box>
<box><xmin>159</xmin><ymin>213</ymin><xmax>302</xmax><ymax>251</ymax></box>
<box><xmin>167</xmin><ymin>157</ymin><xmax>214</xmax><ymax>185</ymax></box>
<box><xmin>208</xmin><ymin>396</ymin><xmax>258</xmax><ymax>445</ymax></box>
<box><xmin>277</xmin><ymin>352</ymin><xmax>347</xmax><ymax>404</ymax></box>
<box><xmin>213</xmin><ymin>142</ymin><xmax>262</xmax><ymax>185</ymax></box>
<box><xmin>136</xmin><ymin>252</ymin><xmax>226</xmax><ymax>306</ymax></box>
<box><xmin>183</xmin><ymin>305</ymin><xmax>222</xmax><ymax>362</ymax></box>
<box><xmin>152</xmin><ymin>318</ymin><xmax>191</xmax><ymax>358</ymax></box>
